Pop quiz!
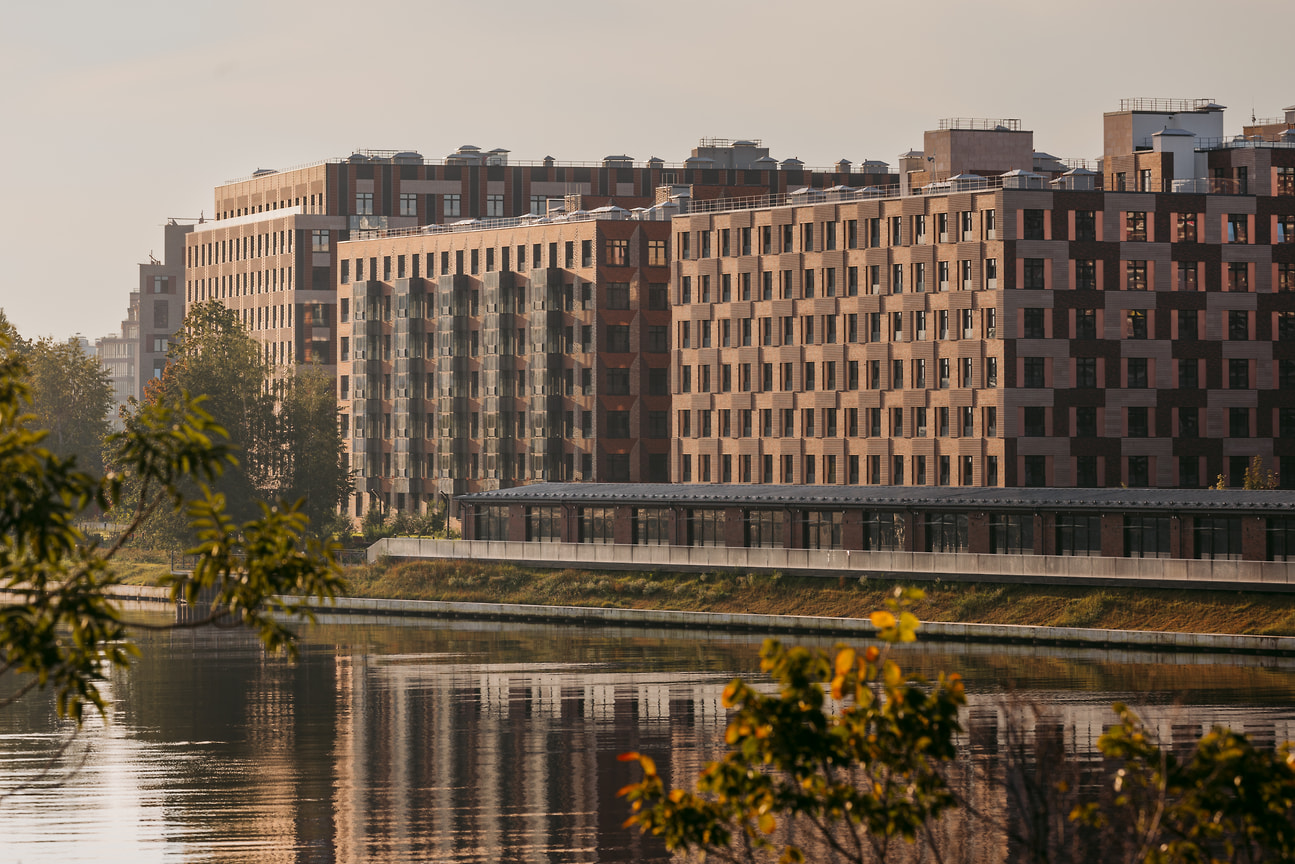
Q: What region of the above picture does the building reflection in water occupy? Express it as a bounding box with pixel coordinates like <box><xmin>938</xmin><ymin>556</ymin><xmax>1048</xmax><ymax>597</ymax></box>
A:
<box><xmin>1</xmin><ymin>620</ymin><xmax>1293</xmax><ymax>863</ymax></box>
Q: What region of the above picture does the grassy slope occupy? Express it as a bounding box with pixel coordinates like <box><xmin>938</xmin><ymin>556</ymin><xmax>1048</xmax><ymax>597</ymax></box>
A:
<box><xmin>344</xmin><ymin>559</ymin><xmax>1295</xmax><ymax>637</ymax></box>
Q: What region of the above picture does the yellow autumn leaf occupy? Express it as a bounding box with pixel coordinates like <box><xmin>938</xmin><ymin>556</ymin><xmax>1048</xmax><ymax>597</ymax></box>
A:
<box><xmin>870</xmin><ymin>610</ymin><xmax>896</xmax><ymax>629</ymax></box>
<box><xmin>640</xmin><ymin>755</ymin><xmax>657</xmax><ymax>777</ymax></box>
<box><xmin>759</xmin><ymin>812</ymin><xmax>776</xmax><ymax>834</ymax></box>
<box><xmin>883</xmin><ymin>661</ymin><xmax>902</xmax><ymax>686</ymax></box>
<box><xmin>834</xmin><ymin>648</ymin><xmax>856</xmax><ymax>676</ymax></box>
<box><xmin>830</xmin><ymin>674</ymin><xmax>845</xmax><ymax>700</ymax></box>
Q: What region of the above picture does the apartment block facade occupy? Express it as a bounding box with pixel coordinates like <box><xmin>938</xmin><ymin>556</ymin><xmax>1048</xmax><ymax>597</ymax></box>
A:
<box><xmin>183</xmin><ymin>146</ymin><xmax>891</xmax><ymax>375</ymax></box>
<box><xmin>337</xmin><ymin>214</ymin><xmax>673</xmax><ymax>515</ymax></box>
<box><xmin>672</xmin><ymin>152</ymin><xmax>1295</xmax><ymax>490</ymax></box>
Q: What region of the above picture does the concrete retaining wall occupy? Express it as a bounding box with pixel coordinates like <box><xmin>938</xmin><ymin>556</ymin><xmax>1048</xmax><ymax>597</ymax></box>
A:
<box><xmin>369</xmin><ymin>538</ymin><xmax>1295</xmax><ymax>591</ymax></box>
<box><xmin>309</xmin><ymin>595</ymin><xmax>1295</xmax><ymax>656</ymax></box>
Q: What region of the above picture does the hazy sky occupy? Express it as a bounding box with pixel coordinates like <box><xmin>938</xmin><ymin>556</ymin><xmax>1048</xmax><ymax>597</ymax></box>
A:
<box><xmin>0</xmin><ymin>0</ymin><xmax>1290</xmax><ymax>341</ymax></box>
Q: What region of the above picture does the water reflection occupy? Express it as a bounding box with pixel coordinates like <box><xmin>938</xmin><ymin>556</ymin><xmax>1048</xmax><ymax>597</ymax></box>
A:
<box><xmin>0</xmin><ymin>615</ymin><xmax>1292</xmax><ymax>863</ymax></box>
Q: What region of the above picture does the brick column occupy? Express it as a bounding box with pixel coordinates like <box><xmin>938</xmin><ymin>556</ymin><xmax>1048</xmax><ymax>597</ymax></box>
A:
<box><xmin>723</xmin><ymin>507</ymin><xmax>745</xmax><ymax>547</ymax></box>
<box><xmin>1242</xmin><ymin>516</ymin><xmax>1266</xmax><ymax>561</ymax></box>
<box><xmin>1100</xmin><ymin>514</ymin><xmax>1124</xmax><ymax>558</ymax></box>
<box><xmin>613</xmin><ymin>506</ymin><xmax>634</xmax><ymax>545</ymax></box>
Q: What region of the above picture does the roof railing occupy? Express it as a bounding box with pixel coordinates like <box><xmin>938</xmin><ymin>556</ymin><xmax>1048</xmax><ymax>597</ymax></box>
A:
<box><xmin>1117</xmin><ymin>97</ymin><xmax>1217</xmax><ymax>113</ymax></box>
<box><xmin>938</xmin><ymin>118</ymin><xmax>1022</xmax><ymax>131</ymax></box>
<box><xmin>221</xmin><ymin>155</ymin><xmax>893</xmax><ymax>186</ymax></box>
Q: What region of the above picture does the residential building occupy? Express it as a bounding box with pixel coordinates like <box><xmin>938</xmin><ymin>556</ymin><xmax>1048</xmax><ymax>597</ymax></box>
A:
<box><xmin>94</xmin><ymin>292</ymin><xmax>138</xmax><ymax>427</ymax></box>
<box><xmin>673</xmin><ymin>103</ymin><xmax>1295</xmax><ymax>491</ymax></box>
<box><xmin>139</xmin><ymin>220</ymin><xmax>192</xmax><ymax>382</ymax></box>
<box><xmin>337</xmin><ymin>212</ymin><xmax>673</xmax><ymax>516</ymax></box>
<box><xmin>183</xmin><ymin>145</ymin><xmax>893</xmax><ymax>375</ymax></box>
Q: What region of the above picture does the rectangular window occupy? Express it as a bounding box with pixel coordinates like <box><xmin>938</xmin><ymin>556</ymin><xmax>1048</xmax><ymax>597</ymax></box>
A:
<box><xmin>1075</xmin><ymin>308</ymin><xmax>1097</xmax><ymax>339</ymax></box>
<box><xmin>1023</xmin><ymin>209</ymin><xmax>1045</xmax><ymax>240</ymax></box>
<box><xmin>1023</xmin><ymin>308</ymin><xmax>1045</xmax><ymax>339</ymax></box>
<box><xmin>1126</xmin><ymin>261</ymin><xmax>1148</xmax><ymax>291</ymax></box>
<box><xmin>1128</xmin><ymin>357</ymin><xmax>1148</xmax><ymax>388</ymax></box>
<box><xmin>1076</xmin><ymin>357</ymin><xmax>1097</xmax><ymax>388</ymax></box>
<box><xmin>399</xmin><ymin>193</ymin><xmax>418</xmax><ymax>217</ymax></box>
<box><xmin>1023</xmin><ymin>358</ymin><xmax>1045</xmax><ymax>389</ymax></box>
<box><xmin>443</xmin><ymin>194</ymin><xmax>461</xmax><ymax>217</ymax></box>
<box><xmin>1228</xmin><ymin>358</ymin><xmax>1249</xmax><ymax>389</ymax></box>
<box><xmin>355</xmin><ymin>192</ymin><xmax>374</xmax><ymax>215</ymax></box>
<box><xmin>1179</xmin><ymin>359</ymin><xmax>1198</xmax><ymax>389</ymax></box>
<box><xmin>605</xmin><ymin>238</ymin><xmax>628</xmax><ymax>266</ymax></box>
<box><xmin>1024</xmin><ymin>258</ymin><xmax>1045</xmax><ymax>290</ymax></box>
<box><xmin>1227</xmin><ymin>262</ymin><xmax>1249</xmax><ymax>292</ymax></box>
<box><xmin>1227</xmin><ymin>214</ymin><xmax>1248</xmax><ymax>243</ymax></box>
<box><xmin>1074</xmin><ymin>210</ymin><xmax>1096</xmax><ymax>241</ymax></box>
<box><xmin>1126</xmin><ymin>211</ymin><xmax>1146</xmax><ymax>241</ymax></box>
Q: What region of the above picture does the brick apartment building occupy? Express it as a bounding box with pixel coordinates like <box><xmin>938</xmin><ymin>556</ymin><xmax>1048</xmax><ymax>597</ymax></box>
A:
<box><xmin>165</xmin><ymin>105</ymin><xmax>1295</xmax><ymax>521</ymax></box>
<box><xmin>337</xmin><ymin>213</ymin><xmax>673</xmax><ymax>515</ymax></box>
<box><xmin>672</xmin><ymin>106</ymin><xmax>1295</xmax><ymax>492</ymax></box>
<box><xmin>181</xmin><ymin>142</ymin><xmax>890</xmax><ymax>375</ymax></box>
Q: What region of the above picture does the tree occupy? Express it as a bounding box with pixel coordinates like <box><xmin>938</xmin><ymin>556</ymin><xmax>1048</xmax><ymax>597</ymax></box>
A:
<box><xmin>1075</xmin><ymin>704</ymin><xmax>1295</xmax><ymax>864</ymax></box>
<box><xmin>119</xmin><ymin>302</ymin><xmax>350</xmax><ymax>544</ymax></box>
<box><xmin>279</xmin><ymin>364</ymin><xmax>352</xmax><ymax>532</ymax></box>
<box><xmin>620</xmin><ymin>588</ymin><xmax>966</xmax><ymax>864</ymax></box>
<box><xmin>620</xmin><ymin>589</ymin><xmax>1295</xmax><ymax>864</ymax></box>
<box><xmin>0</xmin><ymin>332</ymin><xmax>346</xmax><ymax>722</ymax></box>
<box><xmin>24</xmin><ymin>336</ymin><xmax>113</xmax><ymax>475</ymax></box>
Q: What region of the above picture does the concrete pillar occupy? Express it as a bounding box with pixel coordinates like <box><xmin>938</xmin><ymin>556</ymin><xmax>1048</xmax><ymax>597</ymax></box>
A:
<box><xmin>1100</xmin><ymin>514</ymin><xmax>1124</xmax><ymax>558</ymax></box>
<box><xmin>1033</xmin><ymin>514</ymin><xmax>1046</xmax><ymax>555</ymax></box>
<box><xmin>508</xmin><ymin>505</ymin><xmax>527</xmax><ymax>542</ymax></box>
<box><xmin>785</xmin><ymin>510</ymin><xmax>802</xmax><ymax>549</ymax></box>
<box><xmin>842</xmin><ymin>510</ymin><xmax>864</xmax><ymax>551</ymax></box>
<box><xmin>461</xmin><ymin>504</ymin><xmax>475</xmax><ymax>540</ymax></box>
<box><xmin>968</xmin><ymin>511</ymin><xmax>991</xmax><ymax>554</ymax></box>
<box><xmin>1243</xmin><ymin>515</ymin><xmax>1266</xmax><ymax>561</ymax></box>
<box><xmin>723</xmin><ymin>507</ymin><xmax>745</xmax><ymax>548</ymax></box>
<box><xmin>613</xmin><ymin>506</ymin><xmax>634</xmax><ymax>545</ymax></box>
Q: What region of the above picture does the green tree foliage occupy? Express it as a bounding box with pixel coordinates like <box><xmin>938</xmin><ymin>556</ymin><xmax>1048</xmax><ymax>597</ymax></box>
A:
<box><xmin>23</xmin><ymin>336</ymin><xmax>113</xmax><ymax>475</ymax></box>
<box><xmin>279</xmin><ymin>364</ymin><xmax>352</xmax><ymax>531</ymax></box>
<box><xmin>0</xmin><ymin>333</ymin><xmax>345</xmax><ymax>721</ymax></box>
<box><xmin>1076</xmin><ymin>703</ymin><xmax>1295</xmax><ymax>864</ymax></box>
<box><xmin>620</xmin><ymin>588</ymin><xmax>966</xmax><ymax>864</ymax></box>
<box><xmin>118</xmin><ymin>301</ymin><xmax>350</xmax><ymax>543</ymax></box>
<box><xmin>621</xmin><ymin>589</ymin><xmax>1295</xmax><ymax>864</ymax></box>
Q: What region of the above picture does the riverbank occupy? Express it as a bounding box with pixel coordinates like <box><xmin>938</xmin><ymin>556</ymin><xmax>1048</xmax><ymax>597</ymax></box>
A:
<box><xmin>345</xmin><ymin>558</ymin><xmax>1295</xmax><ymax>637</ymax></box>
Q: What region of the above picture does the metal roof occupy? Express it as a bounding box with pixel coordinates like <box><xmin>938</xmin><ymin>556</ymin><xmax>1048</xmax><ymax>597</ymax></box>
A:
<box><xmin>459</xmin><ymin>483</ymin><xmax>1295</xmax><ymax>515</ymax></box>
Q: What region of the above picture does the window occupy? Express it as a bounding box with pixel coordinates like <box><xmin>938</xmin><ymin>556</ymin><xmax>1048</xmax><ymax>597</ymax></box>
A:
<box><xmin>1195</xmin><ymin>517</ymin><xmax>1243</xmax><ymax>560</ymax></box>
<box><xmin>1075</xmin><ymin>210</ymin><xmax>1096</xmax><ymax>241</ymax></box>
<box><xmin>925</xmin><ymin>513</ymin><xmax>968</xmax><ymax>553</ymax></box>
<box><xmin>1023</xmin><ymin>357</ymin><xmax>1045</xmax><ymax>389</ymax></box>
<box><xmin>443</xmin><ymin>194</ymin><xmax>461</xmax><ymax>217</ymax></box>
<box><xmin>1126</xmin><ymin>211</ymin><xmax>1146</xmax><ymax>241</ymax></box>
<box><xmin>1127</xmin><ymin>309</ymin><xmax>1147</xmax><ymax>339</ymax></box>
<box><xmin>485</xmin><ymin>193</ymin><xmax>504</xmax><ymax>218</ymax></box>
<box><xmin>1073</xmin><ymin>308</ymin><xmax>1096</xmax><ymax>339</ymax></box>
<box><xmin>1124</xmin><ymin>260</ymin><xmax>1148</xmax><ymax>291</ymax></box>
<box><xmin>1128</xmin><ymin>357</ymin><xmax>1148</xmax><ymax>388</ymax></box>
<box><xmin>960</xmin><ymin>210</ymin><xmax>974</xmax><ymax>241</ymax></box>
<box><xmin>1024</xmin><ymin>258</ymin><xmax>1045</xmax><ymax>290</ymax></box>
<box><xmin>397</xmin><ymin>192</ymin><xmax>418</xmax><ymax>217</ymax></box>
<box><xmin>1279</xmin><ymin>167</ymin><xmax>1295</xmax><ymax>197</ymax></box>
<box><xmin>1024</xmin><ymin>406</ymin><xmax>1045</xmax><ymax>436</ymax></box>
<box><xmin>311</xmin><ymin>229</ymin><xmax>329</xmax><ymax>253</ymax></box>
<box><xmin>1281</xmin><ymin>264</ymin><xmax>1295</xmax><ymax>293</ymax></box>
<box><xmin>1023</xmin><ymin>308</ymin><xmax>1045</xmax><ymax>339</ymax></box>
<box><xmin>1177</xmin><ymin>212</ymin><xmax>1197</xmax><ymax>242</ymax></box>
<box><xmin>1281</xmin><ymin>359</ymin><xmax>1295</xmax><ymax>389</ymax></box>
<box><xmin>1227</xmin><ymin>214</ymin><xmax>1248</xmax><ymax>243</ymax></box>
<box><xmin>991</xmin><ymin>514</ymin><xmax>1034</xmax><ymax>554</ymax></box>
<box><xmin>1076</xmin><ymin>358</ymin><xmax>1097</xmax><ymax>389</ymax></box>
<box><xmin>1075</xmin><ymin>456</ymin><xmax>1097</xmax><ymax>488</ymax></box>
<box><xmin>355</xmin><ymin>192</ymin><xmax>373</xmax><ymax>215</ymax></box>
<box><xmin>1125</xmin><ymin>517</ymin><xmax>1170</xmax><ymax>558</ymax></box>
<box><xmin>1179</xmin><ymin>359</ymin><xmax>1198</xmax><ymax>389</ymax></box>
<box><xmin>1228</xmin><ymin>358</ymin><xmax>1249</xmax><ymax>389</ymax></box>
<box><xmin>1229</xmin><ymin>310</ymin><xmax>1248</xmax><ymax>340</ymax></box>
<box><xmin>1024</xmin><ymin>456</ymin><xmax>1046</xmax><ymax>487</ymax></box>
<box><xmin>1076</xmin><ymin>406</ymin><xmax>1096</xmax><ymax>437</ymax></box>
<box><xmin>605</xmin><ymin>238</ymin><xmax>628</xmax><ymax>266</ymax></box>
<box><xmin>1057</xmin><ymin>515</ymin><xmax>1102</xmax><ymax>556</ymax></box>
<box><xmin>606</xmin><ymin>282</ymin><xmax>630</xmax><ymax>310</ymax></box>
<box><xmin>1227</xmin><ymin>262</ymin><xmax>1249</xmax><ymax>292</ymax></box>
<box><xmin>1127</xmin><ymin>406</ymin><xmax>1149</xmax><ymax>438</ymax></box>
<box><xmin>1075</xmin><ymin>260</ymin><xmax>1096</xmax><ymax>291</ymax></box>
<box><xmin>1230</xmin><ymin>407</ymin><xmax>1250</xmax><ymax>438</ymax></box>
<box><xmin>607</xmin><ymin>325</ymin><xmax>630</xmax><ymax>353</ymax></box>
<box><xmin>1023</xmin><ymin>209</ymin><xmax>1045</xmax><ymax>240</ymax></box>
<box><xmin>892</xmin><ymin>263</ymin><xmax>904</xmax><ymax>293</ymax></box>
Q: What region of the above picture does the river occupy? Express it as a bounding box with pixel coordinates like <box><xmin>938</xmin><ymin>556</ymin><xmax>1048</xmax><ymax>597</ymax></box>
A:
<box><xmin>0</xmin><ymin>614</ymin><xmax>1292</xmax><ymax>863</ymax></box>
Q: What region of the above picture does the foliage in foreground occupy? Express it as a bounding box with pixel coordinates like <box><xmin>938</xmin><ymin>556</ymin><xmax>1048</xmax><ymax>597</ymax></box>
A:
<box><xmin>0</xmin><ymin>335</ymin><xmax>346</xmax><ymax>721</ymax></box>
<box><xmin>619</xmin><ymin>588</ymin><xmax>1295</xmax><ymax>864</ymax></box>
